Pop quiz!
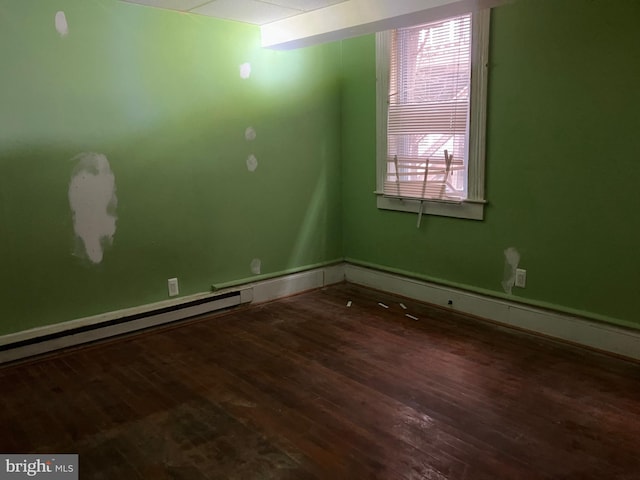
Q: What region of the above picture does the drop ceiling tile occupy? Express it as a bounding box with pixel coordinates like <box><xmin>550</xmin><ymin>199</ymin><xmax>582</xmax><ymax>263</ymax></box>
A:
<box><xmin>264</xmin><ymin>0</ymin><xmax>349</xmax><ymax>12</ymax></box>
<box><xmin>121</xmin><ymin>0</ymin><xmax>207</xmax><ymax>12</ymax></box>
<box><xmin>191</xmin><ymin>0</ymin><xmax>302</xmax><ymax>25</ymax></box>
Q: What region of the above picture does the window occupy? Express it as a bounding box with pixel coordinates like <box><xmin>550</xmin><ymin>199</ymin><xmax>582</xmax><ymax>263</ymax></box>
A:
<box><xmin>376</xmin><ymin>10</ymin><xmax>490</xmax><ymax>221</ymax></box>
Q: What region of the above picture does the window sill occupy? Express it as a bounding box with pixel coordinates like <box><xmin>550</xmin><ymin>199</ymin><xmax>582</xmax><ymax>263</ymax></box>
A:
<box><xmin>375</xmin><ymin>193</ymin><xmax>485</xmax><ymax>220</ymax></box>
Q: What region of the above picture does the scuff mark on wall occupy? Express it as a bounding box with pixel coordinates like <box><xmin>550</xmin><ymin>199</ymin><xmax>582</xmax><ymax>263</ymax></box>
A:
<box><xmin>55</xmin><ymin>11</ymin><xmax>68</xmax><ymax>37</ymax></box>
<box><xmin>68</xmin><ymin>153</ymin><xmax>117</xmax><ymax>264</ymax></box>
<box><xmin>245</xmin><ymin>127</ymin><xmax>256</xmax><ymax>141</ymax></box>
<box><xmin>501</xmin><ymin>247</ymin><xmax>520</xmax><ymax>295</ymax></box>
<box><xmin>250</xmin><ymin>258</ymin><xmax>262</xmax><ymax>275</ymax></box>
<box><xmin>246</xmin><ymin>154</ymin><xmax>258</xmax><ymax>172</ymax></box>
<box><xmin>239</xmin><ymin>63</ymin><xmax>251</xmax><ymax>79</ymax></box>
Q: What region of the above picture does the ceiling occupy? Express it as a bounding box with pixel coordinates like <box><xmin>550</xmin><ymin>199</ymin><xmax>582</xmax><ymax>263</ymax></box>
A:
<box><xmin>120</xmin><ymin>0</ymin><xmax>350</xmax><ymax>25</ymax></box>
<box><xmin>120</xmin><ymin>0</ymin><xmax>510</xmax><ymax>50</ymax></box>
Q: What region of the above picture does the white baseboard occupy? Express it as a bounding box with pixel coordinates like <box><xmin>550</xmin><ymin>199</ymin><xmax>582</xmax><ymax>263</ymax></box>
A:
<box><xmin>323</xmin><ymin>263</ymin><xmax>347</xmax><ymax>286</ymax></box>
<box><xmin>0</xmin><ymin>264</ymin><xmax>345</xmax><ymax>364</ymax></box>
<box><xmin>251</xmin><ymin>263</ymin><xmax>344</xmax><ymax>304</ymax></box>
<box><xmin>345</xmin><ymin>263</ymin><xmax>640</xmax><ymax>361</ymax></box>
<box><xmin>3</xmin><ymin>262</ymin><xmax>637</xmax><ymax>363</ymax></box>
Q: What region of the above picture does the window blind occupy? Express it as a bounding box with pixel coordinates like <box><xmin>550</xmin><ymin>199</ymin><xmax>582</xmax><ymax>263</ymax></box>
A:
<box><xmin>386</xmin><ymin>14</ymin><xmax>472</xmax><ymax>201</ymax></box>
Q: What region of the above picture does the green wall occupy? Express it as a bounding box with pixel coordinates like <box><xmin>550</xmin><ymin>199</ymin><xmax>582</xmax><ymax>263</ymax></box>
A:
<box><xmin>2</xmin><ymin>0</ymin><xmax>638</xmax><ymax>338</ymax></box>
<box><xmin>341</xmin><ymin>0</ymin><xmax>640</xmax><ymax>330</ymax></box>
<box><xmin>0</xmin><ymin>0</ymin><xmax>342</xmax><ymax>335</ymax></box>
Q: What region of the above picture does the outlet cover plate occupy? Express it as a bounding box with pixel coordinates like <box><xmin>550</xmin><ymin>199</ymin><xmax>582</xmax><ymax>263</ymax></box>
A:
<box><xmin>168</xmin><ymin>278</ymin><xmax>179</xmax><ymax>297</ymax></box>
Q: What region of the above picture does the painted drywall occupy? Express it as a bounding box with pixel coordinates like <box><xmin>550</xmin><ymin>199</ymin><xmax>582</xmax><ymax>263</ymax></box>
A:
<box><xmin>3</xmin><ymin>0</ymin><xmax>638</xmax><ymax>338</ymax></box>
<box><xmin>341</xmin><ymin>0</ymin><xmax>640</xmax><ymax>329</ymax></box>
<box><xmin>0</xmin><ymin>0</ymin><xmax>342</xmax><ymax>335</ymax></box>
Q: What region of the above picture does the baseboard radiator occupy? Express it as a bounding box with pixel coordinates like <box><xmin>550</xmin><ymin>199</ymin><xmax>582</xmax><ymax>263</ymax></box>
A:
<box><xmin>0</xmin><ymin>264</ymin><xmax>345</xmax><ymax>365</ymax></box>
<box><xmin>0</xmin><ymin>288</ymin><xmax>253</xmax><ymax>364</ymax></box>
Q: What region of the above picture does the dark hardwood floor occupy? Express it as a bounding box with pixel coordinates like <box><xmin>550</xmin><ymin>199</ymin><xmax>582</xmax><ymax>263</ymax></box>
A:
<box><xmin>1</xmin><ymin>283</ymin><xmax>639</xmax><ymax>479</ymax></box>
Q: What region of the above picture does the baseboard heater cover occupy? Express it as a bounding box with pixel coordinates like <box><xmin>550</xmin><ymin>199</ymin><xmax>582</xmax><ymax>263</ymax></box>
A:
<box><xmin>0</xmin><ymin>289</ymin><xmax>248</xmax><ymax>364</ymax></box>
<box><xmin>0</xmin><ymin>264</ymin><xmax>344</xmax><ymax>364</ymax></box>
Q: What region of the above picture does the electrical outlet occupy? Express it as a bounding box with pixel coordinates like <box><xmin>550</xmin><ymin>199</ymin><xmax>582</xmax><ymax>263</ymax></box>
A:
<box><xmin>168</xmin><ymin>278</ymin><xmax>179</xmax><ymax>297</ymax></box>
<box><xmin>515</xmin><ymin>268</ymin><xmax>527</xmax><ymax>288</ymax></box>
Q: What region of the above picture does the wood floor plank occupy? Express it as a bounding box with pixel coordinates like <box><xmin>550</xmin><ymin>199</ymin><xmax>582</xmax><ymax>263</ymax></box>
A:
<box><xmin>224</xmin><ymin>300</ymin><xmax>544</xmax><ymax>476</ymax></box>
<box><xmin>1</xmin><ymin>283</ymin><xmax>639</xmax><ymax>479</ymax></box>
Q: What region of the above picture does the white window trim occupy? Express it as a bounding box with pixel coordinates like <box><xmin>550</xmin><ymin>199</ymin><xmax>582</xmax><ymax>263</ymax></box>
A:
<box><xmin>375</xmin><ymin>9</ymin><xmax>490</xmax><ymax>221</ymax></box>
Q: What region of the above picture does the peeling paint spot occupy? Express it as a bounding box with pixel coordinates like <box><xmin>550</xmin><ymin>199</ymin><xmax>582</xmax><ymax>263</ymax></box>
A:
<box><xmin>245</xmin><ymin>127</ymin><xmax>256</xmax><ymax>141</ymax></box>
<box><xmin>68</xmin><ymin>153</ymin><xmax>117</xmax><ymax>264</ymax></box>
<box><xmin>250</xmin><ymin>258</ymin><xmax>261</xmax><ymax>275</ymax></box>
<box><xmin>501</xmin><ymin>247</ymin><xmax>521</xmax><ymax>295</ymax></box>
<box><xmin>239</xmin><ymin>63</ymin><xmax>251</xmax><ymax>79</ymax></box>
<box><xmin>55</xmin><ymin>11</ymin><xmax>68</xmax><ymax>37</ymax></box>
<box><xmin>246</xmin><ymin>154</ymin><xmax>258</xmax><ymax>172</ymax></box>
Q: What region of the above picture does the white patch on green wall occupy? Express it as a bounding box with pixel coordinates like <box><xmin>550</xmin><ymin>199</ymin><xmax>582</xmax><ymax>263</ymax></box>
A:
<box><xmin>55</xmin><ymin>11</ymin><xmax>68</xmax><ymax>37</ymax></box>
<box><xmin>245</xmin><ymin>127</ymin><xmax>256</xmax><ymax>141</ymax></box>
<box><xmin>250</xmin><ymin>258</ymin><xmax>262</xmax><ymax>275</ymax></box>
<box><xmin>68</xmin><ymin>153</ymin><xmax>117</xmax><ymax>264</ymax></box>
<box><xmin>240</xmin><ymin>63</ymin><xmax>251</xmax><ymax>79</ymax></box>
<box><xmin>501</xmin><ymin>247</ymin><xmax>520</xmax><ymax>295</ymax></box>
<box><xmin>246</xmin><ymin>154</ymin><xmax>258</xmax><ymax>172</ymax></box>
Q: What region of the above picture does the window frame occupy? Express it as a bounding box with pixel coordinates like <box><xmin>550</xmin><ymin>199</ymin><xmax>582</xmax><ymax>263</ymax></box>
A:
<box><xmin>375</xmin><ymin>9</ymin><xmax>491</xmax><ymax>221</ymax></box>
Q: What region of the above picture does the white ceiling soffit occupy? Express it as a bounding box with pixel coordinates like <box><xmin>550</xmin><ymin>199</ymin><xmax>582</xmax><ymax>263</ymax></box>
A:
<box><xmin>120</xmin><ymin>0</ymin><xmax>205</xmax><ymax>11</ymax></box>
<box><xmin>120</xmin><ymin>0</ymin><xmax>349</xmax><ymax>25</ymax></box>
<box><xmin>261</xmin><ymin>0</ymin><xmax>515</xmax><ymax>50</ymax></box>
